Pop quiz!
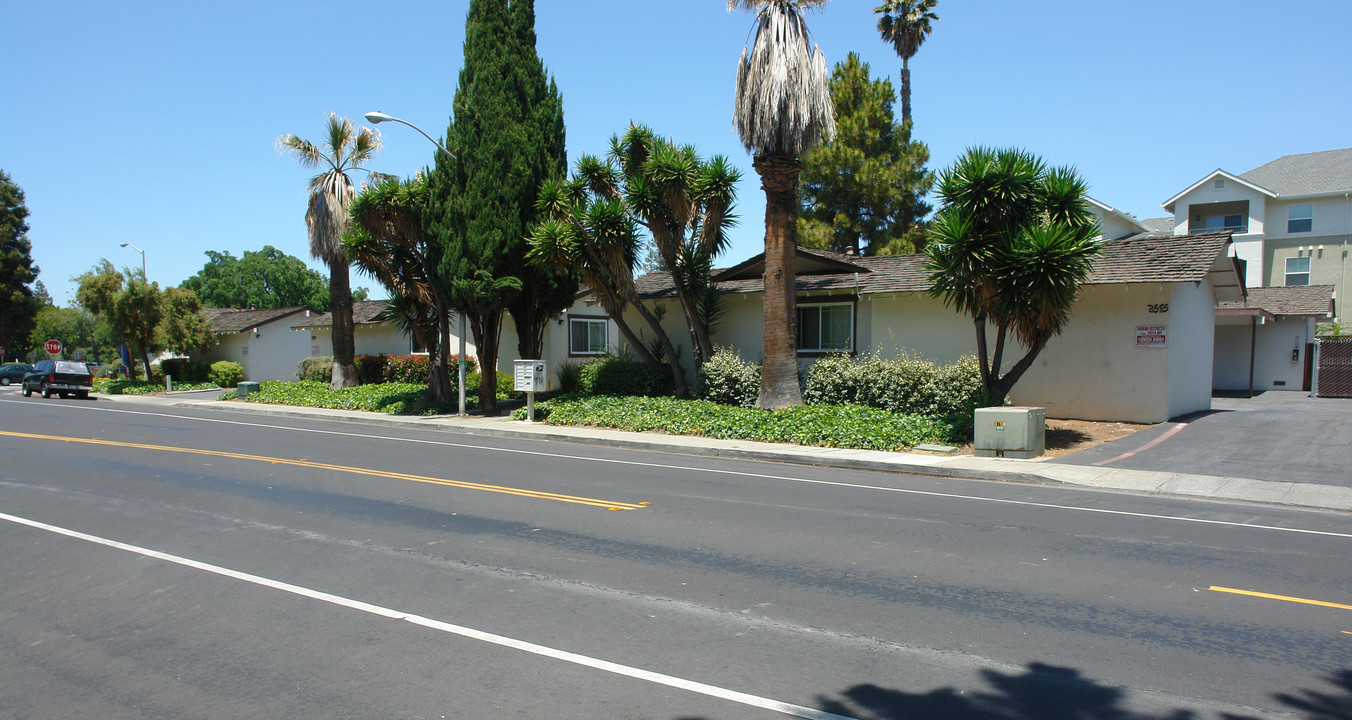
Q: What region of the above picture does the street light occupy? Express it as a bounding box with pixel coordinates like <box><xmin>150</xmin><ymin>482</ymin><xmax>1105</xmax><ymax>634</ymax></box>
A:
<box><xmin>119</xmin><ymin>242</ymin><xmax>146</xmax><ymax>278</ymax></box>
<box><xmin>364</xmin><ymin>110</ymin><xmax>468</xmax><ymax>415</ymax></box>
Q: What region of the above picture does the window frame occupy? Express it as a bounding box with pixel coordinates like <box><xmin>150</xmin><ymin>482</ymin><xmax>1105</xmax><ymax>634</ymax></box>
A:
<box><xmin>796</xmin><ymin>299</ymin><xmax>856</xmax><ymax>356</ymax></box>
<box><xmin>1284</xmin><ymin>255</ymin><xmax>1311</xmax><ymax>286</ymax></box>
<box><xmin>567</xmin><ymin>316</ymin><xmax>609</xmax><ymax>357</ymax></box>
<box><xmin>1287</xmin><ymin>204</ymin><xmax>1313</xmax><ymax>234</ymax></box>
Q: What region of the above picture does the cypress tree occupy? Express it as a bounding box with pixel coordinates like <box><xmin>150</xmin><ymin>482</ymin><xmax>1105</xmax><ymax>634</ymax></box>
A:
<box><xmin>0</xmin><ymin>170</ymin><xmax>40</xmax><ymax>360</ymax></box>
<box><xmin>426</xmin><ymin>0</ymin><xmax>572</xmax><ymax>414</ymax></box>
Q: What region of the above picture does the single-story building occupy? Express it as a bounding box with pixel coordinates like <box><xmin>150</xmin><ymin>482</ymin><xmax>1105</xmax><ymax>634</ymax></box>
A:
<box><xmin>1215</xmin><ymin>285</ymin><xmax>1336</xmax><ymax>393</ymax></box>
<box><xmin>198</xmin><ymin>306</ymin><xmax>311</xmax><ymax>382</ymax></box>
<box><xmin>624</xmin><ymin>231</ymin><xmax>1244</xmax><ymax>423</ymax></box>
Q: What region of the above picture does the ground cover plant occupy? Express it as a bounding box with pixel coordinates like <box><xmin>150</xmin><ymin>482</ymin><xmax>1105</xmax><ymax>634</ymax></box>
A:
<box><xmin>227</xmin><ymin>371</ymin><xmax>519</xmax><ymax>415</ymax></box>
<box><xmin>94</xmin><ymin>378</ymin><xmax>220</xmax><ymax>395</ymax></box>
<box><xmin>511</xmin><ymin>395</ymin><xmax>954</xmax><ymax>451</ymax></box>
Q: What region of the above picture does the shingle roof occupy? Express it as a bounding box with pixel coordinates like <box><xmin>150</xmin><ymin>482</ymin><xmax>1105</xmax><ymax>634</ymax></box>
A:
<box><xmin>1240</xmin><ymin>147</ymin><xmax>1352</xmax><ymax>197</ymax></box>
<box><xmin>290</xmin><ymin>300</ymin><xmax>389</xmax><ymax>329</ymax></box>
<box><xmin>636</xmin><ymin>232</ymin><xmax>1237</xmax><ymax>299</ymax></box>
<box><xmin>1140</xmin><ymin>217</ymin><xmax>1175</xmax><ymax>233</ymax></box>
<box><xmin>1217</xmin><ymin>285</ymin><xmax>1335</xmax><ymax>317</ymax></box>
<box><xmin>204</xmin><ymin>307</ymin><xmax>307</xmax><ymax>334</ymax></box>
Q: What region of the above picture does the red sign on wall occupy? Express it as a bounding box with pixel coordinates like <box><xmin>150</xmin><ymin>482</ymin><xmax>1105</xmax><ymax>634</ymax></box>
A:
<box><xmin>1135</xmin><ymin>325</ymin><xmax>1167</xmax><ymax>348</ymax></box>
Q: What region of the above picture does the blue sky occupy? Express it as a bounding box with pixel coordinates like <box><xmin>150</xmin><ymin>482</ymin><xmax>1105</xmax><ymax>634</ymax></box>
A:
<box><xmin>4</xmin><ymin>1</ymin><xmax>1349</xmax><ymax>306</ymax></box>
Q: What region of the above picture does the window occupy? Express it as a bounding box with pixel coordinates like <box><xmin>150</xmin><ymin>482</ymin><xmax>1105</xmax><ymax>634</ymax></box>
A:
<box><xmin>1288</xmin><ymin>204</ymin><xmax>1313</xmax><ymax>233</ymax></box>
<box><xmin>1204</xmin><ymin>214</ymin><xmax>1245</xmax><ymax>232</ymax></box>
<box><xmin>798</xmin><ymin>303</ymin><xmax>853</xmax><ymax>352</ymax></box>
<box><xmin>1285</xmin><ymin>256</ymin><xmax>1310</xmax><ymax>286</ymax></box>
<box><xmin>410</xmin><ymin>334</ymin><xmax>428</xmax><ymax>355</ymax></box>
<box><xmin>569</xmin><ymin>317</ymin><xmax>608</xmax><ymax>355</ymax></box>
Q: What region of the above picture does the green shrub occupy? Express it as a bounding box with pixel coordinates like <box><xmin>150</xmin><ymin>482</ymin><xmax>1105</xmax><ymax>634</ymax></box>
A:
<box><xmin>354</xmin><ymin>354</ymin><xmax>389</xmax><ymax>385</ymax></box>
<box><xmin>576</xmin><ymin>354</ymin><xmax>669</xmax><ymax>397</ymax></box>
<box><xmin>698</xmin><ymin>347</ymin><xmax>760</xmax><ymax>408</ymax></box>
<box><xmin>804</xmin><ymin>352</ymin><xmax>984</xmax><ymax>436</ymax></box>
<box><xmin>297</xmin><ymin>356</ymin><xmax>333</xmax><ymax>382</ymax></box>
<box><xmin>160</xmin><ymin>358</ymin><xmax>210</xmax><ymax>383</ymax></box>
<box><xmin>466</xmin><ymin>371</ymin><xmax>520</xmax><ymax>401</ymax></box>
<box><xmin>555</xmin><ymin>361</ymin><xmax>582</xmax><ymax>394</ymax></box>
<box><xmin>383</xmin><ymin>354</ymin><xmax>427</xmax><ymax>384</ymax></box>
<box><xmin>208</xmin><ymin>361</ymin><xmax>244</xmax><ymax>388</ymax></box>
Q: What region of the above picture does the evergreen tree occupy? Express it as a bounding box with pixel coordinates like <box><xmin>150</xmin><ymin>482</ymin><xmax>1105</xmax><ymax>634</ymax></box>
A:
<box><xmin>799</xmin><ymin>52</ymin><xmax>932</xmax><ymax>256</ymax></box>
<box><xmin>0</xmin><ymin>170</ymin><xmax>41</xmax><ymax>360</ymax></box>
<box><xmin>426</xmin><ymin>0</ymin><xmax>571</xmax><ymax>413</ymax></box>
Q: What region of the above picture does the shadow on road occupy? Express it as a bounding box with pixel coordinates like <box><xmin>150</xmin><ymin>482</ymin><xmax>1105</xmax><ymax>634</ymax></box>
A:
<box><xmin>678</xmin><ymin>664</ymin><xmax>1352</xmax><ymax>720</ymax></box>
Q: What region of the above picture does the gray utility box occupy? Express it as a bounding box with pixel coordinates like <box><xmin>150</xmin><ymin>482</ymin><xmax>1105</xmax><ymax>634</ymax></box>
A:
<box><xmin>974</xmin><ymin>406</ymin><xmax>1046</xmax><ymax>459</ymax></box>
<box><xmin>236</xmin><ymin>381</ymin><xmax>260</xmax><ymax>399</ymax></box>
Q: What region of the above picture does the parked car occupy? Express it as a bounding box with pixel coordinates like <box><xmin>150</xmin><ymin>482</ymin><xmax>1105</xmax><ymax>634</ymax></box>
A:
<box><xmin>22</xmin><ymin>360</ymin><xmax>93</xmax><ymax>399</ymax></box>
<box><xmin>1</xmin><ymin>362</ymin><xmax>33</xmax><ymax>386</ymax></box>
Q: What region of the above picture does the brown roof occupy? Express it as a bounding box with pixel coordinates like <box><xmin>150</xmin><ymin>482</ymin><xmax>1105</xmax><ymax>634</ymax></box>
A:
<box><xmin>290</xmin><ymin>300</ymin><xmax>389</xmax><ymax>329</ymax></box>
<box><xmin>1218</xmin><ymin>285</ymin><xmax>1335</xmax><ymax>317</ymax></box>
<box><xmin>204</xmin><ymin>307</ymin><xmax>307</xmax><ymax>334</ymax></box>
<box><xmin>636</xmin><ymin>231</ymin><xmax>1238</xmax><ymax>299</ymax></box>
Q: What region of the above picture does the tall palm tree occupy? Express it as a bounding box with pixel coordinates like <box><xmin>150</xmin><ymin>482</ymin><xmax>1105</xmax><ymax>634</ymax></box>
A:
<box><xmin>277</xmin><ymin>114</ymin><xmax>385</xmax><ymax>389</ymax></box>
<box><xmin>875</xmin><ymin>0</ymin><xmax>938</xmax><ymax>124</ymax></box>
<box><xmin>729</xmin><ymin>0</ymin><xmax>835</xmax><ymax>409</ymax></box>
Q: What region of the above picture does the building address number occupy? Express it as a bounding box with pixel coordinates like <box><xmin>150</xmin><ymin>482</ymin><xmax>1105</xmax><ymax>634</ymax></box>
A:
<box><xmin>1147</xmin><ymin>303</ymin><xmax>1169</xmax><ymax>314</ymax></box>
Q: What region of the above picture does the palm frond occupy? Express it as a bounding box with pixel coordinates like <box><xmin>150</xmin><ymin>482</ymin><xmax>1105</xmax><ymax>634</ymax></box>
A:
<box><xmin>731</xmin><ymin>0</ymin><xmax>836</xmax><ymax>157</ymax></box>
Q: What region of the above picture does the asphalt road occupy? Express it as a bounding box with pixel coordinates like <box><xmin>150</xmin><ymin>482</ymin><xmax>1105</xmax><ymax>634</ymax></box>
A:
<box><xmin>1053</xmin><ymin>392</ymin><xmax>1352</xmax><ymax>488</ymax></box>
<box><xmin>2</xmin><ymin>394</ymin><xmax>1350</xmax><ymax>719</ymax></box>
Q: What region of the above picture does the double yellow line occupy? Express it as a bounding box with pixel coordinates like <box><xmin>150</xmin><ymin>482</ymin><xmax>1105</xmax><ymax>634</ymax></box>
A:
<box><xmin>0</xmin><ymin>431</ymin><xmax>648</xmax><ymax>511</ymax></box>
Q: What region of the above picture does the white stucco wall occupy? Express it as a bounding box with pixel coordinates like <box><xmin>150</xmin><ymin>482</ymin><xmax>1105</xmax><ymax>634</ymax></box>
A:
<box><xmin>1165</xmin><ymin>280</ymin><xmax>1217</xmax><ymax>419</ymax></box>
<box><xmin>682</xmin><ymin>282</ymin><xmax>1215</xmax><ymax>423</ymax></box>
<box><xmin>198</xmin><ymin>319</ymin><xmax>313</xmax><ymax>382</ymax></box>
<box><xmin>1214</xmin><ymin>315</ymin><xmax>1314</xmax><ymax>392</ymax></box>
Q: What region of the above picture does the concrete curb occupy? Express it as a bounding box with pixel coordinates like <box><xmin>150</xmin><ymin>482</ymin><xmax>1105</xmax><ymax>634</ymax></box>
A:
<box><xmin>93</xmin><ymin>393</ymin><xmax>1352</xmax><ymax>514</ymax></box>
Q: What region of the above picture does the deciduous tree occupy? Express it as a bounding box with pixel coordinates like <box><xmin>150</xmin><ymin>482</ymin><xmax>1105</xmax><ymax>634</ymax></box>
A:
<box><xmin>181</xmin><ymin>246</ymin><xmax>336</xmax><ymax>312</ymax></box>
<box><xmin>76</xmin><ymin>261</ymin><xmax>214</xmax><ymax>380</ymax></box>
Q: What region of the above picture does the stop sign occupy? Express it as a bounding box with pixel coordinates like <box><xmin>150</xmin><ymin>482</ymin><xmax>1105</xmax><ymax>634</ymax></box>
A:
<box><xmin>45</xmin><ymin>339</ymin><xmax>62</xmax><ymax>355</ymax></box>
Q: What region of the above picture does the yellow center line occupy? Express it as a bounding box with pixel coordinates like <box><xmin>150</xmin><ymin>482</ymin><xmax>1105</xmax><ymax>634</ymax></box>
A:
<box><xmin>0</xmin><ymin>430</ymin><xmax>647</xmax><ymax>511</ymax></box>
<box><xmin>1209</xmin><ymin>586</ymin><xmax>1352</xmax><ymax>611</ymax></box>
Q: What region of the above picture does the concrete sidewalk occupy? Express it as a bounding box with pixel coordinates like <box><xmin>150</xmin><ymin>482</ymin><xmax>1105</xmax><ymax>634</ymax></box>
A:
<box><xmin>109</xmin><ymin>391</ymin><xmax>1352</xmax><ymax>514</ymax></box>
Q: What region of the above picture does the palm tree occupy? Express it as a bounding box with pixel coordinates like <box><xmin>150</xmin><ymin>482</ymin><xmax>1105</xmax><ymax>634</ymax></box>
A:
<box><xmin>277</xmin><ymin>114</ymin><xmax>386</xmax><ymax>389</ymax></box>
<box><xmin>729</xmin><ymin>0</ymin><xmax>836</xmax><ymax>409</ymax></box>
<box><xmin>875</xmin><ymin>0</ymin><xmax>938</xmax><ymax>124</ymax></box>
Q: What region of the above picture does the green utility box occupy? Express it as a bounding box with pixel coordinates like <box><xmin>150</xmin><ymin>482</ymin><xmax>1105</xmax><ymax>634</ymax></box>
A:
<box><xmin>974</xmin><ymin>406</ymin><xmax>1046</xmax><ymax>459</ymax></box>
<box><xmin>237</xmin><ymin>381</ymin><xmax>261</xmax><ymax>399</ymax></box>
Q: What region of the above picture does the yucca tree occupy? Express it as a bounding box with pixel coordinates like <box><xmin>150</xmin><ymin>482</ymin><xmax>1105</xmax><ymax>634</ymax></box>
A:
<box><xmin>926</xmin><ymin>147</ymin><xmax>1101</xmax><ymax>407</ymax></box>
<box><xmin>277</xmin><ymin>114</ymin><xmax>387</xmax><ymax>389</ymax></box>
<box><xmin>875</xmin><ymin>0</ymin><xmax>938</xmax><ymax>124</ymax></box>
<box><xmin>346</xmin><ymin>175</ymin><xmax>457</xmax><ymax>406</ymax></box>
<box><xmin>587</xmin><ymin>124</ymin><xmax>740</xmax><ymax>372</ymax></box>
<box><xmin>729</xmin><ymin>0</ymin><xmax>836</xmax><ymax>410</ymax></box>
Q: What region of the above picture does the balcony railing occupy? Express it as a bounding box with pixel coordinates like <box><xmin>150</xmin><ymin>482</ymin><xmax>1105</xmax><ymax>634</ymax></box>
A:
<box><xmin>1189</xmin><ymin>224</ymin><xmax>1248</xmax><ymax>234</ymax></box>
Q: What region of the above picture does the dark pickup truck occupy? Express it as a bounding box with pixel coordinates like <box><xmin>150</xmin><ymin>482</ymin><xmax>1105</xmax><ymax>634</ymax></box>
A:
<box><xmin>22</xmin><ymin>359</ymin><xmax>93</xmax><ymax>399</ymax></box>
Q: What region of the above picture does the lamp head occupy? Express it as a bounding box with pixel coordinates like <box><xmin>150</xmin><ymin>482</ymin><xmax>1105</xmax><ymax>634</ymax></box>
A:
<box><xmin>364</xmin><ymin>111</ymin><xmax>394</xmax><ymax>124</ymax></box>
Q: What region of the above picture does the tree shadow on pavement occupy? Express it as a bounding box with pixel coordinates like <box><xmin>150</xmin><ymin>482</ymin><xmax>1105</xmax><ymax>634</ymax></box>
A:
<box><xmin>813</xmin><ymin>662</ymin><xmax>1198</xmax><ymax>720</ymax></box>
<box><xmin>1257</xmin><ymin>669</ymin><xmax>1352</xmax><ymax>720</ymax></box>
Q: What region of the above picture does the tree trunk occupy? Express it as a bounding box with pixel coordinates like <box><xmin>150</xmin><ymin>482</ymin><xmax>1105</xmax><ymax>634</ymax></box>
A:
<box><xmin>328</xmin><ymin>258</ymin><xmax>358</xmax><ymax>389</ymax></box>
<box><xmin>470</xmin><ymin>308</ymin><xmax>503</xmax><ymax>415</ymax></box>
<box><xmin>753</xmin><ymin>152</ymin><xmax>803</xmax><ymax>410</ymax></box>
<box><xmin>900</xmin><ymin>61</ymin><xmax>912</xmax><ymax>124</ymax></box>
<box><xmin>631</xmin><ymin>300</ymin><xmax>689</xmax><ymax>396</ymax></box>
<box><xmin>425</xmin><ymin>298</ymin><xmax>454</xmax><ymax>406</ymax></box>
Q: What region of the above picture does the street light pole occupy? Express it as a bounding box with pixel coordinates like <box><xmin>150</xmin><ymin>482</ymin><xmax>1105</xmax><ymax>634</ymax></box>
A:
<box><xmin>364</xmin><ymin>110</ymin><xmax>468</xmax><ymax>416</ymax></box>
<box><xmin>119</xmin><ymin>242</ymin><xmax>146</xmax><ymax>279</ymax></box>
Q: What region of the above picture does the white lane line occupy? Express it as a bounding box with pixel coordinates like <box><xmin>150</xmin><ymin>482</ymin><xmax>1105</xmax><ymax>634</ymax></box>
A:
<box><xmin>6</xmin><ymin>399</ymin><xmax>1350</xmax><ymax>540</ymax></box>
<box><xmin>0</xmin><ymin>510</ymin><xmax>855</xmax><ymax>720</ymax></box>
